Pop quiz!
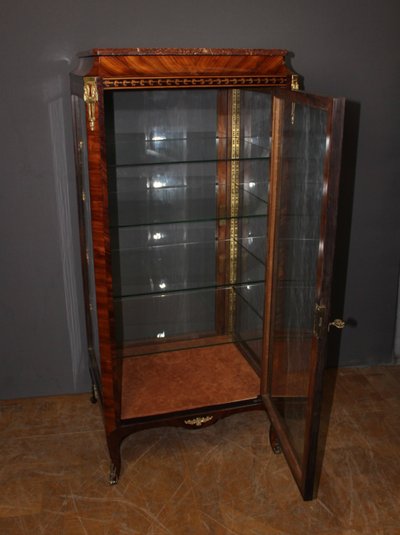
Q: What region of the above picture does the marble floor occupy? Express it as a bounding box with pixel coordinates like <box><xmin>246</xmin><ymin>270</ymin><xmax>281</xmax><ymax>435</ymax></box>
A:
<box><xmin>0</xmin><ymin>365</ymin><xmax>399</xmax><ymax>534</ymax></box>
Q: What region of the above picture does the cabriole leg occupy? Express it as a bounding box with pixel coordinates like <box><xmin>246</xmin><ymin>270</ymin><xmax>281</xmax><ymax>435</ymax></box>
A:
<box><xmin>269</xmin><ymin>425</ymin><xmax>282</xmax><ymax>454</ymax></box>
<box><xmin>107</xmin><ymin>431</ymin><xmax>123</xmax><ymax>485</ymax></box>
<box><xmin>90</xmin><ymin>383</ymin><xmax>98</xmax><ymax>404</ymax></box>
<box><xmin>109</xmin><ymin>462</ymin><xmax>119</xmax><ymax>485</ymax></box>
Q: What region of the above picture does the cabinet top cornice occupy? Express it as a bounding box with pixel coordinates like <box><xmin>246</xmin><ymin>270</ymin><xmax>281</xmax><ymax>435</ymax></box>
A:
<box><xmin>71</xmin><ymin>48</ymin><xmax>295</xmax><ymax>86</ymax></box>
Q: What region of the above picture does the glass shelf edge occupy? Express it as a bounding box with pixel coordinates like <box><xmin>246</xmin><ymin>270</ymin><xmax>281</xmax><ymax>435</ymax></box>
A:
<box><xmin>108</xmin><ymin>155</ymin><xmax>271</xmax><ymax>168</ymax></box>
<box><xmin>109</xmin><ymin>212</ymin><xmax>268</xmax><ymax>230</ymax></box>
<box><xmin>112</xmin><ymin>280</ymin><xmax>266</xmax><ymax>301</ymax></box>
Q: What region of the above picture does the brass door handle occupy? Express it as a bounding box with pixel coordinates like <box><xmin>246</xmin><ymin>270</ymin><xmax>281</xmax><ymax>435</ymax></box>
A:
<box><xmin>328</xmin><ymin>319</ymin><xmax>346</xmax><ymax>331</ymax></box>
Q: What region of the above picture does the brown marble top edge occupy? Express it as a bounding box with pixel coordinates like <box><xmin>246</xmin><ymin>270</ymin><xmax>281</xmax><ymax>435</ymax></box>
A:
<box><xmin>78</xmin><ymin>47</ymin><xmax>288</xmax><ymax>58</ymax></box>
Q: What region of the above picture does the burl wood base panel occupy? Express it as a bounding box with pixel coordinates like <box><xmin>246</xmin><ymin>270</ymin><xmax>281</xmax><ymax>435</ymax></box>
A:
<box><xmin>121</xmin><ymin>343</ymin><xmax>260</xmax><ymax>420</ymax></box>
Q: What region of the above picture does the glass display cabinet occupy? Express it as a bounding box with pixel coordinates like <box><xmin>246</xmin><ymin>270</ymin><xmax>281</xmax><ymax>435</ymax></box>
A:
<box><xmin>70</xmin><ymin>48</ymin><xmax>345</xmax><ymax>500</ymax></box>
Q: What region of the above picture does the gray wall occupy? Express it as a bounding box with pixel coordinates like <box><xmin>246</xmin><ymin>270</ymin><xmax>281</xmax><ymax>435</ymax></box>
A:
<box><xmin>1</xmin><ymin>0</ymin><xmax>399</xmax><ymax>398</ymax></box>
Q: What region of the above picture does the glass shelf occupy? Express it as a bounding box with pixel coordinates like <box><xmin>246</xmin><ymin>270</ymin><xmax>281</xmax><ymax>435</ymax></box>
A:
<box><xmin>109</xmin><ymin>188</ymin><xmax>268</xmax><ymax>228</ymax></box>
<box><xmin>110</xmin><ymin>216</ymin><xmax>267</xmax><ymax>251</ymax></box>
<box><xmin>113</xmin><ymin>283</ymin><xmax>264</xmax><ymax>355</ymax></box>
<box><xmin>108</xmin><ymin>159</ymin><xmax>269</xmax><ymax>228</ymax></box>
<box><xmin>111</xmin><ymin>236</ymin><xmax>266</xmax><ymax>298</ymax></box>
<box><xmin>110</xmin><ymin>136</ymin><xmax>270</xmax><ymax>168</ymax></box>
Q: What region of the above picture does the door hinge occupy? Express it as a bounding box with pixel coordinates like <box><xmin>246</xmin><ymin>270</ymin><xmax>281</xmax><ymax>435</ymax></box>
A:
<box><xmin>313</xmin><ymin>304</ymin><xmax>326</xmax><ymax>339</ymax></box>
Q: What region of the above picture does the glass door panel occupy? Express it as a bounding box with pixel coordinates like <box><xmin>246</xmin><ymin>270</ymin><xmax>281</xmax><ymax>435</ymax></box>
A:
<box><xmin>262</xmin><ymin>91</ymin><xmax>345</xmax><ymax>499</ymax></box>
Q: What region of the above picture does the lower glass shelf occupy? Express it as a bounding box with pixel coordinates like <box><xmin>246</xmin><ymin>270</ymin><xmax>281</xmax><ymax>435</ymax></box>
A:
<box><xmin>113</xmin><ymin>284</ymin><xmax>265</xmax><ymax>352</ymax></box>
<box><xmin>120</xmin><ymin>342</ymin><xmax>261</xmax><ymax>420</ymax></box>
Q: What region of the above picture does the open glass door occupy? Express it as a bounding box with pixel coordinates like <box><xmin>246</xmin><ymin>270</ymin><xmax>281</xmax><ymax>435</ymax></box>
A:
<box><xmin>262</xmin><ymin>91</ymin><xmax>345</xmax><ymax>500</ymax></box>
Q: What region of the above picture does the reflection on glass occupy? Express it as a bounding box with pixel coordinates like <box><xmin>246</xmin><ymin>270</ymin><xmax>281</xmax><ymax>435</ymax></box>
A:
<box><xmin>269</xmin><ymin>101</ymin><xmax>328</xmax><ymax>463</ymax></box>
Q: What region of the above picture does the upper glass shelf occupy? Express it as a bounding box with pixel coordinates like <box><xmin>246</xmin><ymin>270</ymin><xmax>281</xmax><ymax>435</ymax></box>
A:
<box><xmin>109</xmin><ymin>135</ymin><xmax>270</xmax><ymax>168</ymax></box>
<box><xmin>109</xmin><ymin>183</ymin><xmax>268</xmax><ymax>228</ymax></box>
<box><xmin>107</xmin><ymin>158</ymin><xmax>270</xmax><ymax>228</ymax></box>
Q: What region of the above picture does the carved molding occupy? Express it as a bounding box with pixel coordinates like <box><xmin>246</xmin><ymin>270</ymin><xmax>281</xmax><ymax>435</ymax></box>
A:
<box><xmin>103</xmin><ymin>75</ymin><xmax>290</xmax><ymax>90</ymax></box>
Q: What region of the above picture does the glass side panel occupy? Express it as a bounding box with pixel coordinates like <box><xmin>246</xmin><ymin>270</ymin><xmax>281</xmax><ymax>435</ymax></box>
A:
<box><xmin>268</xmin><ymin>100</ymin><xmax>328</xmax><ymax>464</ymax></box>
